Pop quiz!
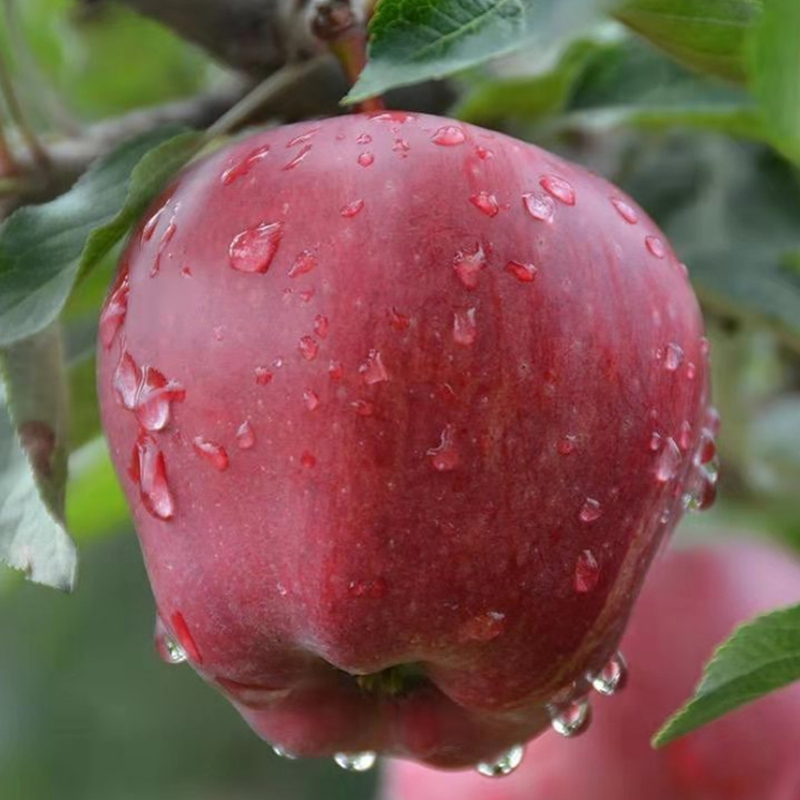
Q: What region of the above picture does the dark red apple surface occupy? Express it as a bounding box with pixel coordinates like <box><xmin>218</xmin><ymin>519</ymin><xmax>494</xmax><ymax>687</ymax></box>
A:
<box><xmin>382</xmin><ymin>539</ymin><xmax>800</xmax><ymax>798</ymax></box>
<box><xmin>96</xmin><ymin>112</ymin><xmax>716</xmax><ymax>768</ymax></box>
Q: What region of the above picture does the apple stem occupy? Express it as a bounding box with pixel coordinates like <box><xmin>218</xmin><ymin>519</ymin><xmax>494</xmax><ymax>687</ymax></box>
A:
<box><xmin>310</xmin><ymin>0</ymin><xmax>385</xmax><ymax>113</ymax></box>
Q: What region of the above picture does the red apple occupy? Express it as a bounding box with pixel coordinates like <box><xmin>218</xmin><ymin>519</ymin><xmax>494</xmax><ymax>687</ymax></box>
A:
<box><xmin>382</xmin><ymin>539</ymin><xmax>800</xmax><ymax>798</ymax></box>
<box><xmin>96</xmin><ymin>112</ymin><xmax>715</xmax><ymax>768</ymax></box>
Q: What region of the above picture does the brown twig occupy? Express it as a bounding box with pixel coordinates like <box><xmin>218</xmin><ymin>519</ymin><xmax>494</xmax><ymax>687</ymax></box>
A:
<box><xmin>0</xmin><ymin>46</ymin><xmax>50</xmax><ymax>171</ymax></box>
<box><xmin>0</xmin><ymin>107</ymin><xmax>17</xmax><ymax>178</ymax></box>
<box><xmin>2</xmin><ymin>0</ymin><xmax>81</xmax><ymax>136</ymax></box>
<box><xmin>11</xmin><ymin>78</ymin><xmax>249</xmax><ymax>204</ymax></box>
<box><xmin>204</xmin><ymin>55</ymin><xmax>330</xmax><ymax>140</ymax></box>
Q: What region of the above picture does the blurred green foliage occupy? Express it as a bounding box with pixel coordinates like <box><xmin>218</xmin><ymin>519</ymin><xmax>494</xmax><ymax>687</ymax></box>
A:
<box><xmin>0</xmin><ymin>0</ymin><xmax>209</xmax><ymax>120</ymax></box>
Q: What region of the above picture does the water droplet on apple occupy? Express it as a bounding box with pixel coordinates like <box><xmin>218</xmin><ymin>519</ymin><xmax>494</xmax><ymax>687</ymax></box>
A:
<box><xmin>99</xmin><ymin>274</ymin><xmax>130</xmax><ymax>349</ymax></box>
<box><xmin>347</xmin><ymin>577</ymin><xmax>387</xmax><ymax>599</ymax></box>
<box><xmin>113</xmin><ymin>350</ymin><xmax>139</xmax><ymax>409</ymax></box>
<box><xmin>236</xmin><ymin>420</ymin><xmax>256</xmax><ymax>450</ymax></box>
<box><xmin>229</xmin><ymin>221</ymin><xmax>283</xmax><ymax>273</ymax></box>
<box><xmin>574</xmin><ymin>550</ymin><xmax>600</xmax><ymax>593</ymax></box>
<box><xmin>298</xmin><ymin>335</ymin><xmax>319</xmax><ymax>361</ymax></box>
<box><xmin>453</xmin><ymin>244</ymin><xmax>486</xmax><ymax>289</ymax></box>
<box><xmin>368</xmin><ymin>110</ymin><xmax>416</xmax><ymax>124</ymax></box>
<box><xmin>645</xmin><ymin>235</ymin><xmax>666</xmax><ymax>258</ymax></box>
<box><xmin>160</xmin><ymin>635</ymin><xmax>186</xmax><ymax>664</ymax></box>
<box><xmin>357</xmin><ymin>152</ymin><xmax>374</xmax><ymax>168</ymax></box>
<box><xmin>460</xmin><ymin>610</ymin><xmax>506</xmax><ymax>642</ymax></box>
<box><xmin>286</xmin><ymin>128</ymin><xmax>319</xmax><ymax>148</ymax></box>
<box><xmin>333</xmin><ymin>752</ymin><xmax>377</xmax><ymax>772</ymax></box>
<box><xmin>700</xmin><ymin>336</ymin><xmax>711</xmax><ymax>357</ymax></box>
<box><xmin>392</xmin><ymin>138</ymin><xmax>410</xmax><ymax>155</ymax></box>
<box><xmin>329</xmin><ymin>360</ymin><xmax>344</xmax><ymax>381</ymax></box>
<box><xmin>506</xmin><ymin>260</ymin><xmax>538</xmax><ymax>283</ymax></box>
<box><xmin>221</xmin><ymin>144</ymin><xmax>270</xmax><ymax>185</ymax></box>
<box><xmin>301</xmin><ymin>450</ymin><xmax>317</xmax><ymax>468</ymax></box>
<box><xmin>283</xmin><ymin>143</ymin><xmax>312</xmax><ymax>171</ymax></box>
<box><xmin>427</xmin><ymin>424</ymin><xmax>459</xmax><ymax>472</ymax></box>
<box><xmin>655</xmin><ymin>437</ymin><xmax>681</xmax><ymax>482</ymax></box>
<box><xmin>469</xmin><ymin>191</ymin><xmax>500</xmax><ymax>217</ymax></box>
<box><xmin>453</xmin><ymin>307</ymin><xmax>477</xmax><ymax>346</ymax></box>
<box><xmin>356</xmin><ymin>133</ymin><xmax>372</xmax><ymax>144</ymax></box>
<box><xmin>475</xmin><ymin>745</ymin><xmax>525</xmax><ymax>778</ymax></box>
<box><xmin>341</xmin><ymin>199</ymin><xmax>365</xmax><ymax>218</ymax></box>
<box><xmin>389</xmin><ymin>307</ymin><xmax>410</xmax><ymax>331</ymax></box>
<box><xmin>679</xmin><ymin>420</ymin><xmax>693</xmax><ymax>450</ymax></box>
<box><xmin>135</xmin><ymin>366</ymin><xmax>186</xmax><ymax>432</ymax></box>
<box><xmin>303</xmin><ymin>389</ymin><xmax>320</xmax><ymax>411</ymax></box>
<box><xmin>255</xmin><ymin>367</ymin><xmax>274</xmax><ymax>385</ymax></box>
<box><xmin>649</xmin><ymin>431</ymin><xmax>662</xmax><ymax>452</ymax></box>
<box><xmin>150</xmin><ymin>211</ymin><xmax>178</xmax><ymax>277</ymax></box>
<box><xmin>590</xmin><ymin>652</ymin><xmax>628</xmax><ymax>696</ymax></box>
<box><xmin>141</xmin><ymin>204</ymin><xmax>165</xmax><ymax>242</ymax></box>
<box><xmin>705</xmin><ymin>406</ymin><xmax>721</xmax><ymax>436</ymax></box>
<box><xmin>272</xmin><ymin>744</ymin><xmax>297</xmax><ymax>760</ymax></box>
<box><xmin>359</xmin><ymin>349</ymin><xmax>389</xmax><ymax>384</ymax></box>
<box><xmin>351</xmin><ymin>399</ymin><xmax>374</xmax><ymax>417</ymax></box>
<box><xmin>130</xmin><ymin>432</ymin><xmax>174</xmax><ymax>520</ymax></box>
<box><xmin>313</xmin><ymin>314</ymin><xmax>329</xmax><ymax>339</ymax></box>
<box><xmin>684</xmin><ymin>425</ymin><xmax>719</xmax><ymax>512</ymax></box>
<box><xmin>154</xmin><ymin>616</ymin><xmax>186</xmax><ymax>664</ymax></box>
<box><xmin>540</xmin><ymin>174</ymin><xmax>576</xmax><ymax>205</ymax></box>
<box><xmin>551</xmin><ymin>698</ymin><xmax>592</xmax><ymax>737</ymax></box>
<box><xmin>558</xmin><ymin>434</ymin><xmax>576</xmax><ymax>455</ymax></box>
<box><xmin>475</xmin><ymin>145</ymin><xmax>493</xmax><ymax>160</ymax></box>
<box><xmin>664</xmin><ymin>342</ymin><xmax>684</xmax><ymax>371</ymax></box>
<box><xmin>685</xmin><ymin>469</ymin><xmax>718</xmax><ymax>513</ymax></box>
<box><xmin>192</xmin><ymin>437</ymin><xmax>230</xmax><ymax>471</ymax></box>
<box><xmin>171</xmin><ymin>611</ymin><xmax>202</xmax><ymax>663</ymax></box>
<box><xmin>431</xmin><ymin>125</ymin><xmax>466</xmax><ymax>146</ymax></box>
<box><xmin>686</xmin><ymin>361</ymin><xmax>697</xmax><ymax>379</ymax></box>
<box><xmin>579</xmin><ymin>498</ymin><xmax>602</xmax><ymax>523</ymax></box>
<box><xmin>700</xmin><ymin>433</ymin><xmax>717</xmax><ymax>465</ymax></box>
<box><xmin>522</xmin><ymin>191</ymin><xmax>555</xmax><ymax>223</ymax></box>
<box><xmin>610</xmin><ymin>197</ymin><xmax>638</xmax><ymax>224</ymax></box>
<box><xmin>288</xmin><ymin>249</ymin><xmax>317</xmax><ymax>278</ymax></box>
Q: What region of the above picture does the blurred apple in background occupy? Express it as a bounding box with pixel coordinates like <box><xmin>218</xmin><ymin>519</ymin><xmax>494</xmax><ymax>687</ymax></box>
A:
<box><xmin>382</xmin><ymin>538</ymin><xmax>800</xmax><ymax>800</ymax></box>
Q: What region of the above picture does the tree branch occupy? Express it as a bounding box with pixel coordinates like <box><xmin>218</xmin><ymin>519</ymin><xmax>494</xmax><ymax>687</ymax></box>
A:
<box><xmin>96</xmin><ymin>0</ymin><xmax>322</xmax><ymax>76</ymax></box>
<box><xmin>13</xmin><ymin>78</ymin><xmax>248</xmax><ymax>204</ymax></box>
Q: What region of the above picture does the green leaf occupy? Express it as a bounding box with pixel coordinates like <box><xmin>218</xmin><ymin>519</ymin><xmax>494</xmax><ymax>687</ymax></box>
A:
<box><xmin>0</xmin><ymin>327</ymin><xmax>77</xmax><ymax>591</ymax></box>
<box><xmin>0</xmin><ymin>127</ymin><xmax>202</xmax><ymax>348</ymax></box>
<box><xmin>614</xmin><ymin>0</ymin><xmax>763</xmax><ymax>83</ymax></box>
<box><xmin>675</xmin><ymin>152</ymin><xmax>800</xmax><ymax>351</ymax></box>
<box><xmin>749</xmin><ymin>0</ymin><xmax>800</xmax><ymax>163</ymax></box>
<box><xmin>654</xmin><ymin>603</ymin><xmax>800</xmax><ymax>745</ymax></box>
<box><xmin>348</xmin><ymin>0</ymin><xmax>614</xmax><ymax>103</ymax></box>
<box><xmin>3</xmin><ymin>0</ymin><xmax>210</xmax><ymax>121</ymax></box>
<box><xmin>457</xmin><ymin>33</ymin><xmax>765</xmax><ymax>138</ymax></box>
<box><xmin>568</xmin><ymin>36</ymin><xmax>763</xmax><ymax>138</ymax></box>
<box><xmin>622</xmin><ymin>138</ymin><xmax>800</xmax><ymax>352</ymax></box>
<box><xmin>453</xmin><ymin>37</ymin><xmax>605</xmax><ymax>125</ymax></box>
